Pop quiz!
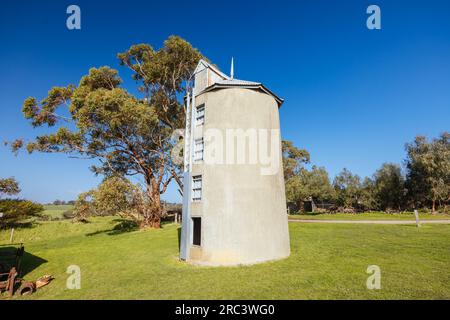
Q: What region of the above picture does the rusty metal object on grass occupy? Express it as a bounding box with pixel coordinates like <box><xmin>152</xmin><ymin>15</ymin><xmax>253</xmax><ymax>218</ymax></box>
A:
<box><xmin>35</xmin><ymin>275</ymin><xmax>54</xmax><ymax>289</ymax></box>
<box><xmin>0</xmin><ymin>267</ymin><xmax>18</xmax><ymax>297</ymax></box>
<box><xmin>19</xmin><ymin>281</ymin><xmax>36</xmax><ymax>296</ymax></box>
<box><xmin>1</xmin><ymin>244</ymin><xmax>54</xmax><ymax>297</ymax></box>
<box><xmin>0</xmin><ymin>243</ymin><xmax>24</xmax><ymax>276</ymax></box>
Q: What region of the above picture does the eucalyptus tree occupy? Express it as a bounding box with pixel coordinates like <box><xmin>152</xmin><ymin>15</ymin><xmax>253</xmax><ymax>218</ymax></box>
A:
<box><xmin>282</xmin><ymin>140</ymin><xmax>310</xmax><ymax>211</ymax></box>
<box><xmin>405</xmin><ymin>132</ymin><xmax>450</xmax><ymax>212</ymax></box>
<box><xmin>282</xmin><ymin>140</ymin><xmax>310</xmax><ymax>180</ymax></box>
<box><xmin>13</xmin><ymin>36</ymin><xmax>203</xmax><ymax>228</ymax></box>
<box><xmin>286</xmin><ymin>166</ymin><xmax>335</xmax><ymax>211</ymax></box>
<box><xmin>372</xmin><ymin>163</ymin><xmax>406</xmax><ymax>211</ymax></box>
<box><xmin>282</xmin><ymin>141</ymin><xmax>336</xmax><ymax>210</ymax></box>
<box><xmin>0</xmin><ymin>177</ymin><xmax>21</xmax><ymax>197</ymax></box>
<box><xmin>333</xmin><ymin>168</ymin><xmax>362</xmax><ymax>209</ymax></box>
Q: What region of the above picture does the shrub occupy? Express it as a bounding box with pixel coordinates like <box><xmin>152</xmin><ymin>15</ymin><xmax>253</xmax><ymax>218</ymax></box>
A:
<box><xmin>73</xmin><ymin>176</ymin><xmax>163</xmax><ymax>228</ymax></box>
<box><xmin>62</xmin><ymin>210</ymin><xmax>76</xmax><ymax>219</ymax></box>
<box><xmin>73</xmin><ymin>177</ymin><xmax>136</xmax><ymax>221</ymax></box>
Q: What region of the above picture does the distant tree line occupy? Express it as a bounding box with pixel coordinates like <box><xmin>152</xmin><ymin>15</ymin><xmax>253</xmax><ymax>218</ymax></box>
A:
<box><xmin>284</xmin><ymin>132</ymin><xmax>450</xmax><ymax>213</ymax></box>
<box><xmin>51</xmin><ymin>199</ymin><xmax>75</xmax><ymax>206</ymax></box>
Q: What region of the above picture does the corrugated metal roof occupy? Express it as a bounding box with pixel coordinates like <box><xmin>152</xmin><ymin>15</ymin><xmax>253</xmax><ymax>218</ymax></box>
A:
<box><xmin>217</xmin><ymin>79</ymin><xmax>261</xmax><ymax>86</ymax></box>
<box><xmin>203</xmin><ymin>82</ymin><xmax>284</xmax><ymax>107</ymax></box>
<box><xmin>193</xmin><ymin>59</ymin><xmax>284</xmax><ymax>107</ymax></box>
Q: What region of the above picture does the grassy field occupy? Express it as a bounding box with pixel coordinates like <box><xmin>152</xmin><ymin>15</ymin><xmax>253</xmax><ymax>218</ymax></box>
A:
<box><xmin>41</xmin><ymin>205</ymin><xmax>74</xmax><ymax>220</ymax></box>
<box><xmin>1</xmin><ymin>215</ymin><xmax>449</xmax><ymax>300</ymax></box>
<box><xmin>289</xmin><ymin>212</ymin><xmax>450</xmax><ymax>221</ymax></box>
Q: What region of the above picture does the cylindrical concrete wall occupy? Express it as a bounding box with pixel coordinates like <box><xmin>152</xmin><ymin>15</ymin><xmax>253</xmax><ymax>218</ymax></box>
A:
<box><xmin>188</xmin><ymin>87</ymin><xmax>290</xmax><ymax>266</ymax></box>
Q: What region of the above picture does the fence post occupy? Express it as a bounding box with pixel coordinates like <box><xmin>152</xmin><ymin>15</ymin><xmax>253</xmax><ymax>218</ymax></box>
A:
<box><xmin>414</xmin><ymin>210</ymin><xmax>421</xmax><ymax>227</ymax></box>
<box><xmin>10</xmin><ymin>228</ymin><xmax>15</xmax><ymax>243</ymax></box>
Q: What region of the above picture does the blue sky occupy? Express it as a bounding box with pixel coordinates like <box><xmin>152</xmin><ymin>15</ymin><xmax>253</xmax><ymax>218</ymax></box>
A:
<box><xmin>0</xmin><ymin>0</ymin><xmax>449</xmax><ymax>203</ymax></box>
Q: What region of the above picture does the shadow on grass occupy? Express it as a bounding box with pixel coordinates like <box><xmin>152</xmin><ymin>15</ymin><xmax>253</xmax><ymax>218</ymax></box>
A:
<box><xmin>1</xmin><ymin>220</ymin><xmax>39</xmax><ymax>230</ymax></box>
<box><xmin>400</xmin><ymin>224</ymin><xmax>433</xmax><ymax>229</ymax></box>
<box><xmin>85</xmin><ymin>219</ymin><xmax>139</xmax><ymax>237</ymax></box>
<box><xmin>0</xmin><ymin>245</ymin><xmax>47</xmax><ymax>277</ymax></box>
<box><xmin>178</xmin><ymin>227</ymin><xmax>181</xmax><ymax>251</ymax></box>
<box><xmin>20</xmin><ymin>251</ymin><xmax>48</xmax><ymax>277</ymax></box>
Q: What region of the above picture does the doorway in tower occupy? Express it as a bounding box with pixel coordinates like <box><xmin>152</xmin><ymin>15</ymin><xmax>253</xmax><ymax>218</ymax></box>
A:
<box><xmin>192</xmin><ymin>217</ymin><xmax>202</xmax><ymax>246</ymax></box>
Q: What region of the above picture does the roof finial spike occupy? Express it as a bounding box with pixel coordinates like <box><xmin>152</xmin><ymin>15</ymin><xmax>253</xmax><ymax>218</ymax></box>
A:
<box><xmin>230</xmin><ymin>57</ymin><xmax>234</xmax><ymax>80</ymax></box>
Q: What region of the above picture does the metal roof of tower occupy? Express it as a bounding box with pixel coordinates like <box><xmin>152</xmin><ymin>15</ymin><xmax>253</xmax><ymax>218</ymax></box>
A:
<box><xmin>194</xmin><ymin>59</ymin><xmax>284</xmax><ymax>107</ymax></box>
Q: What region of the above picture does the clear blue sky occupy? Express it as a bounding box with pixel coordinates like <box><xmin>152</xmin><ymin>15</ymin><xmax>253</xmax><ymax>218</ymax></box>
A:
<box><xmin>0</xmin><ymin>0</ymin><xmax>449</xmax><ymax>203</ymax></box>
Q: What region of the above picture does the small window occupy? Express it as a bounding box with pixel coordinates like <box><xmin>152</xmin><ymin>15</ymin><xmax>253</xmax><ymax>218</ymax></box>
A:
<box><xmin>192</xmin><ymin>175</ymin><xmax>202</xmax><ymax>202</ymax></box>
<box><xmin>194</xmin><ymin>138</ymin><xmax>204</xmax><ymax>161</ymax></box>
<box><xmin>195</xmin><ymin>104</ymin><xmax>205</xmax><ymax>126</ymax></box>
<box><xmin>192</xmin><ymin>217</ymin><xmax>201</xmax><ymax>246</ymax></box>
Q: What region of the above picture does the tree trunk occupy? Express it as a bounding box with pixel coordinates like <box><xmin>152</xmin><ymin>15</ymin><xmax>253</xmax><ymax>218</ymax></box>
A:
<box><xmin>140</xmin><ymin>208</ymin><xmax>162</xmax><ymax>228</ymax></box>
<box><xmin>432</xmin><ymin>199</ymin><xmax>436</xmax><ymax>214</ymax></box>
<box><xmin>147</xmin><ymin>193</ymin><xmax>162</xmax><ymax>228</ymax></box>
<box><xmin>142</xmin><ymin>217</ymin><xmax>161</xmax><ymax>229</ymax></box>
<box><xmin>138</xmin><ymin>184</ymin><xmax>163</xmax><ymax>229</ymax></box>
<box><xmin>297</xmin><ymin>200</ymin><xmax>305</xmax><ymax>213</ymax></box>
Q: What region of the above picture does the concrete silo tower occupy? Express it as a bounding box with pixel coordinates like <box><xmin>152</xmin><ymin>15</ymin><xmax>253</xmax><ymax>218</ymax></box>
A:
<box><xmin>179</xmin><ymin>59</ymin><xmax>290</xmax><ymax>266</ymax></box>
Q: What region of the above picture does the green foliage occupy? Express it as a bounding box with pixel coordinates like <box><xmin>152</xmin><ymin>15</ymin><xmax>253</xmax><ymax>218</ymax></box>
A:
<box><xmin>0</xmin><ymin>199</ymin><xmax>44</xmax><ymax>229</ymax></box>
<box><xmin>14</xmin><ymin>36</ymin><xmax>204</xmax><ymax>228</ymax></box>
<box><xmin>91</xmin><ymin>176</ymin><xmax>136</xmax><ymax>216</ymax></box>
<box><xmin>359</xmin><ymin>177</ymin><xmax>377</xmax><ymax>211</ymax></box>
<box><xmin>74</xmin><ymin>177</ymin><xmax>155</xmax><ymax>227</ymax></box>
<box><xmin>304</xmin><ymin>166</ymin><xmax>335</xmax><ymax>202</ymax></box>
<box><xmin>0</xmin><ymin>177</ymin><xmax>21</xmax><ymax>197</ymax></box>
<box><xmin>372</xmin><ymin>163</ymin><xmax>406</xmax><ymax>211</ymax></box>
<box><xmin>22</xmin><ymin>86</ymin><xmax>74</xmax><ymax>127</ymax></box>
<box><xmin>405</xmin><ymin>132</ymin><xmax>450</xmax><ymax>211</ymax></box>
<box><xmin>332</xmin><ymin>164</ymin><xmax>406</xmax><ymax>212</ymax></box>
<box><xmin>286</xmin><ymin>166</ymin><xmax>335</xmax><ymax>209</ymax></box>
<box><xmin>73</xmin><ymin>191</ymin><xmax>95</xmax><ymax>221</ymax></box>
<box><xmin>62</xmin><ymin>210</ymin><xmax>75</xmax><ymax>220</ymax></box>
<box><xmin>282</xmin><ymin>140</ymin><xmax>310</xmax><ymax>180</ymax></box>
<box><xmin>284</xmin><ymin>133</ymin><xmax>450</xmax><ymax>213</ymax></box>
<box><xmin>282</xmin><ymin>141</ymin><xmax>337</xmax><ymax>211</ymax></box>
<box><xmin>117</xmin><ymin>36</ymin><xmax>203</xmax><ymax>129</ymax></box>
<box><xmin>333</xmin><ymin>168</ymin><xmax>362</xmax><ymax>209</ymax></box>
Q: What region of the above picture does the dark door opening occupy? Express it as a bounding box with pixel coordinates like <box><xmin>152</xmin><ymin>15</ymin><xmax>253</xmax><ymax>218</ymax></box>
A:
<box><xmin>192</xmin><ymin>217</ymin><xmax>201</xmax><ymax>246</ymax></box>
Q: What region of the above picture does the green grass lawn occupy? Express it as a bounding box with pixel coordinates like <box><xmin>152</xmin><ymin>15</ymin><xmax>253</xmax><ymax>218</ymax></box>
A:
<box><xmin>289</xmin><ymin>212</ymin><xmax>450</xmax><ymax>221</ymax></box>
<box><xmin>1</xmin><ymin>217</ymin><xmax>449</xmax><ymax>299</ymax></box>
<box><xmin>41</xmin><ymin>205</ymin><xmax>74</xmax><ymax>219</ymax></box>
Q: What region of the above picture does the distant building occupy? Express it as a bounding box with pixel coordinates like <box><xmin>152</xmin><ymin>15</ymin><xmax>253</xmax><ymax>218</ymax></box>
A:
<box><xmin>179</xmin><ymin>59</ymin><xmax>290</xmax><ymax>265</ymax></box>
